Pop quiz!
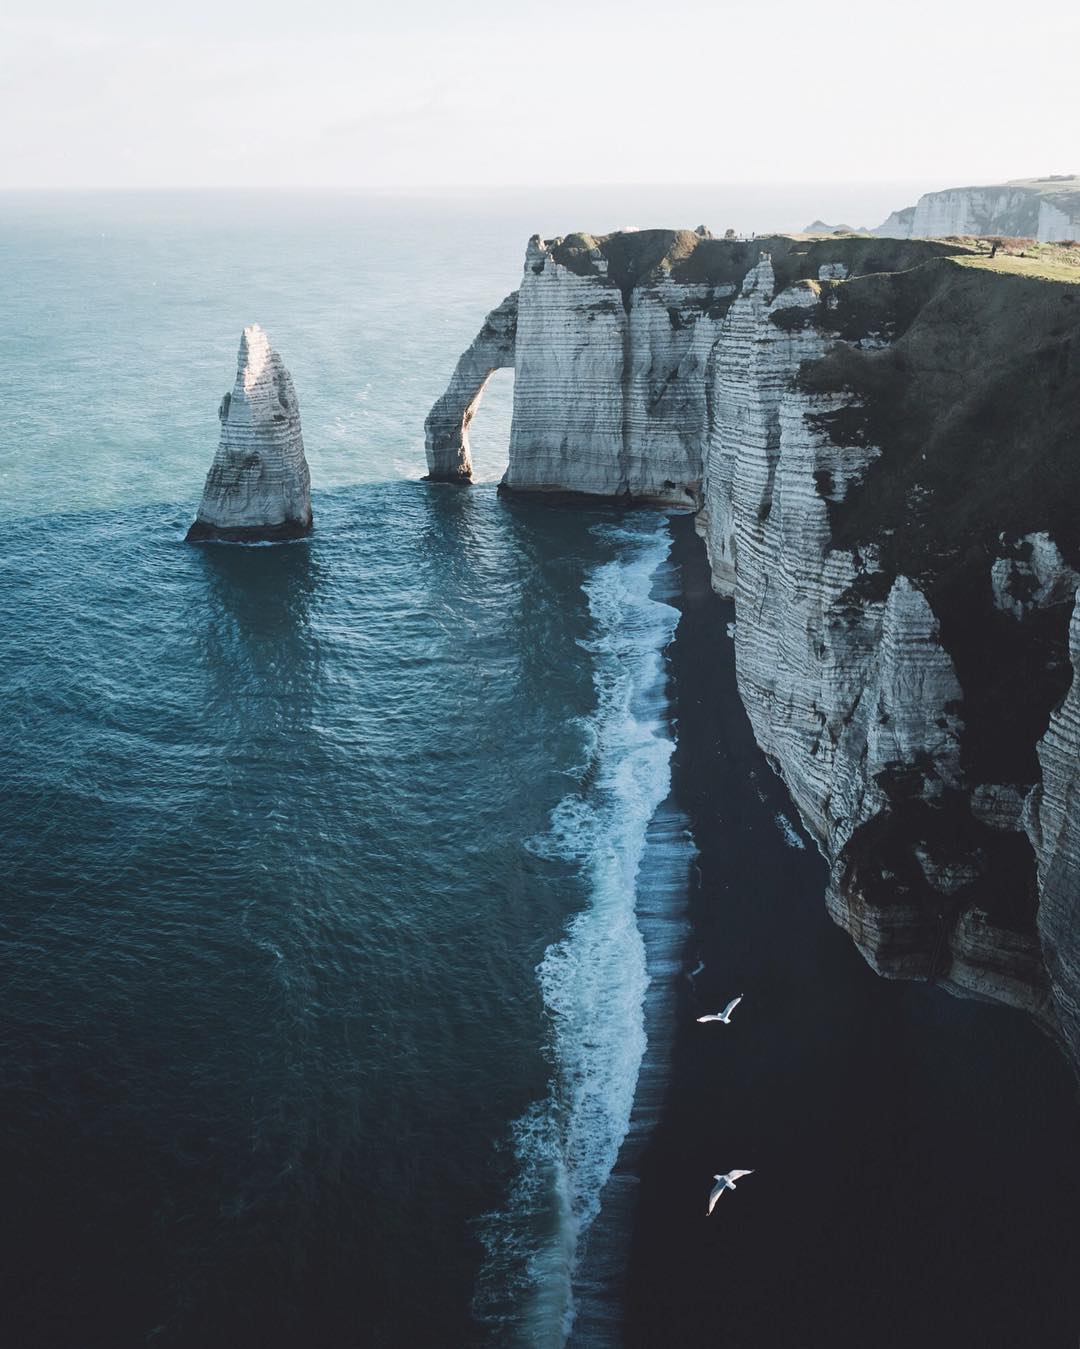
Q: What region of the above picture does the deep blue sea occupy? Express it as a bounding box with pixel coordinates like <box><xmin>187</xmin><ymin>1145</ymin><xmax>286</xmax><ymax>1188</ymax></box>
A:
<box><xmin>0</xmin><ymin>186</ymin><xmax>738</xmax><ymax>1348</ymax></box>
<box><xmin>3</xmin><ymin>186</ymin><xmax>1076</xmax><ymax>1349</ymax></box>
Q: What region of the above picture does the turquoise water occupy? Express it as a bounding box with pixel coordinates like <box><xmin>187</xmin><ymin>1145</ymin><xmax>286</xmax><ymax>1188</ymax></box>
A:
<box><xmin>0</xmin><ymin>188</ymin><xmax>711</xmax><ymax>1346</ymax></box>
<box><xmin>7</xmin><ymin>185</ymin><xmax>1066</xmax><ymax>1349</ymax></box>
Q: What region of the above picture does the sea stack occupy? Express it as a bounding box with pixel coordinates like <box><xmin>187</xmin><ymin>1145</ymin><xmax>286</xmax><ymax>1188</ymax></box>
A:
<box><xmin>187</xmin><ymin>324</ymin><xmax>312</xmax><ymax>542</ymax></box>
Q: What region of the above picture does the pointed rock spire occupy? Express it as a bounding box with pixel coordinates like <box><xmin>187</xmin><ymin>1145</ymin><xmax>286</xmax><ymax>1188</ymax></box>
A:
<box><xmin>187</xmin><ymin>325</ymin><xmax>313</xmax><ymax>542</ymax></box>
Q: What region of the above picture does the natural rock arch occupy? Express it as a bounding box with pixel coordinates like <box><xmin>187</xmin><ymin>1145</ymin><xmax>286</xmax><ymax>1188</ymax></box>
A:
<box><xmin>424</xmin><ymin>291</ymin><xmax>517</xmax><ymax>481</ymax></box>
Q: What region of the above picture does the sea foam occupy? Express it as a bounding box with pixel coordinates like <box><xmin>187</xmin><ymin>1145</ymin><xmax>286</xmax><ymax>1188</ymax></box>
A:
<box><xmin>475</xmin><ymin>517</ymin><xmax>686</xmax><ymax>1345</ymax></box>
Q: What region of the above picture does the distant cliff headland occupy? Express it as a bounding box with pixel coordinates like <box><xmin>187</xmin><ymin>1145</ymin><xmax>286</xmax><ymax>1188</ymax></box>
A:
<box><xmin>427</xmin><ymin>224</ymin><xmax>1080</xmax><ymax>1074</ymax></box>
<box><xmin>874</xmin><ymin>174</ymin><xmax>1080</xmax><ymax>242</ymax></box>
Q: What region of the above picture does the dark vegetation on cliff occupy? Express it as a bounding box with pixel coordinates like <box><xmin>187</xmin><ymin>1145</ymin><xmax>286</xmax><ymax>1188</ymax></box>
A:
<box><xmin>804</xmin><ymin>257</ymin><xmax>1080</xmax><ymax>779</ymax></box>
<box><xmin>543</xmin><ymin>226</ymin><xmax>1080</xmax><ymax>789</ymax></box>
<box><xmin>534</xmin><ymin>224</ymin><xmax>1080</xmax><ymax>1030</ymax></box>
<box><xmin>550</xmin><ymin>229</ymin><xmax>963</xmax><ymax>290</ymax></box>
<box><xmin>790</xmin><ymin>251</ymin><xmax>1080</xmax><ymax>951</ymax></box>
<box><xmin>547</xmin><ymin>229</ymin><xmax>967</xmax><ymax>322</ymax></box>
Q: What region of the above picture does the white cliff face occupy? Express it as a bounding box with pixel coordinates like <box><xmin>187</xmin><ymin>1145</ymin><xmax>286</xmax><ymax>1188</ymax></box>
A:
<box><xmin>1038</xmin><ymin>199</ymin><xmax>1080</xmax><ymax>243</ymax></box>
<box><xmin>915</xmin><ymin>188</ymin><xmax>1039</xmax><ymax>238</ymax></box>
<box><xmin>188</xmin><ymin>325</ymin><xmax>312</xmax><ymax>542</ymax></box>
<box><xmin>698</xmin><ymin>258</ymin><xmax>1078</xmax><ymax>1036</ymax></box>
<box><xmin>504</xmin><ymin>237</ymin><xmax>729</xmax><ymax>504</ymax></box>
<box><xmin>504</xmin><ymin>239</ymin><xmax>627</xmax><ymax>496</ymax></box>
<box><xmin>875</xmin><ymin>180</ymin><xmax>1080</xmax><ymax>241</ymax></box>
<box><xmin>425</xmin><ymin>232</ymin><xmax>737</xmax><ymax>503</ymax></box>
<box><xmin>432</xmin><ymin>230</ymin><xmax>1080</xmax><ymax>1068</ymax></box>
<box><xmin>693</xmin><ymin>263</ymin><xmax>1042</xmax><ymax>1017</ymax></box>
<box><xmin>424</xmin><ymin>292</ymin><xmax>517</xmax><ymax>481</ymax></box>
<box><xmin>1027</xmin><ymin>595</ymin><xmax>1080</xmax><ymax>1055</ymax></box>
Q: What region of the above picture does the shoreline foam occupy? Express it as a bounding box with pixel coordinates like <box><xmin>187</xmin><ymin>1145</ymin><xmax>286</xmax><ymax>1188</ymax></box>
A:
<box><xmin>474</xmin><ymin>515</ymin><xmax>687</xmax><ymax>1345</ymax></box>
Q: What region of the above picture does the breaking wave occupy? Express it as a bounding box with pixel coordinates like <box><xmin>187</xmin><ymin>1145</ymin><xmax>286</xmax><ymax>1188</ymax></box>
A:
<box><xmin>474</xmin><ymin>516</ymin><xmax>687</xmax><ymax>1345</ymax></box>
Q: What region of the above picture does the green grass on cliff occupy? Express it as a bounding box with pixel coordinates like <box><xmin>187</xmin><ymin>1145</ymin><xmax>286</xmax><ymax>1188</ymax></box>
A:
<box><xmin>952</xmin><ymin>248</ymin><xmax>1080</xmax><ymax>285</ymax></box>
<box><xmin>545</xmin><ymin>229</ymin><xmax>971</xmax><ymax>313</ymax></box>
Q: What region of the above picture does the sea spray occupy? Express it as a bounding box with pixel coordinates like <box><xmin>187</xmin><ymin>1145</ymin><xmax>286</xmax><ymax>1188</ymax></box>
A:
<box><xmin>474</xmin><ymin>516</ymin><xmax>688</xmax><ymax>1345</ymax></box>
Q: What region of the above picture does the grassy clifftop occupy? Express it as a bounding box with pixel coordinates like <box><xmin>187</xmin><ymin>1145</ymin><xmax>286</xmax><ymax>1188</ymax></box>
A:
<box><xmin>545</xmin><ymin>228</ymin><xmax>970</xmax><ymax>303</ymax></box>
<box><xmin>806</xmin><ymin>255</ymin><xmax>1080</xmax><ymax>567</ymax></box>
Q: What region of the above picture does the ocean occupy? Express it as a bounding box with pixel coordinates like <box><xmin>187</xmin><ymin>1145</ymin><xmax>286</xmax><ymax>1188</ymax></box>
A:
<box><xmin>2</xmin><ymin>187</ymin><xmax>1077</xmax><ymax>1349</ymax></box>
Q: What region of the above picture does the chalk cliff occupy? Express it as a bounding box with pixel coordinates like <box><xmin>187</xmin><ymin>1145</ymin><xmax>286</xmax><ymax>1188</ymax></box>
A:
<box><xmin>876</xmin><ymin>176</ymin><xmax>1080</xmax><ymax>241</ymax></box>
<box><xmin>431</xmin><ymin>229</ymin><xmax>1080</xmax><ymax>1071</ymax></box>
<box><xmin>187</xmin><ymin>325</ymin><xmax>312</xmax><ymax>542</ymax></box>
<box><xmin>425</xmin><ymin>293</ymin><xmax>517</xmax><ymax>481</ymax></box>
<box><xmin>1027</xmin><ymin>595</ymin><xmax>1080</xmax><ymax>1060</ymax></box>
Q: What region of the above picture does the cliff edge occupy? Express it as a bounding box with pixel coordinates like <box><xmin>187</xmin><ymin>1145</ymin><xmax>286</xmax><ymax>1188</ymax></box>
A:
<box><xmin>429</xmin><ymin>229</ymin><xmax>1080</xmax><ymax>1073</ymax></box>
<box><xmin>875</xmin><ymin>175</ymin><xmax>1080</xmax><ymax>241</ymax></box>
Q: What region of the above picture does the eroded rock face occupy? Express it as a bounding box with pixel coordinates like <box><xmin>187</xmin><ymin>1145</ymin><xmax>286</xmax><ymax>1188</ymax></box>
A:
<box><xmin>502</xmin><ymin>236</ymin><xmax>728</xmax><ymax>504</ymax></box>
<box><xmin>697</xmin><ymin>250</ymin><xmax>1078</xmax><ymax>1052</ymax></box>
<box><xmin>693</xmin><ymin>260</ymin><xmax>1041</xmax><ymax>1028</ymax></box>
<box><xmin>1027</xmin><ymin>595</ymin><xmax>1080</xmax><ymax>1056</ymax></box>
<box><xmin>424</xmin><ymin>292</ymin><xmax>517</xmax><ymax>481</ymax></box>
<box><xmin>187</xmin><ymin>325</ymin><xmax>312</xmax><ymax>543</ymax></box>
<box><xmin>428</xmin><ymin>230</ymin><xmax>791</xmax><ymax>504</ymax></box>
<box><xmin>991</xmin><ymin>533</ymin><xmax>1079</xmax><ymax>620</ymax></box>
<box><xmin>875</xmin><ymin>177</ymin><xmax>1080</xmax><ymax>241</ymax></box>
<box><xmin>434</xmin><ymin>229</ymin><xmax>1080</xmax><ymax>1069</ymax></box>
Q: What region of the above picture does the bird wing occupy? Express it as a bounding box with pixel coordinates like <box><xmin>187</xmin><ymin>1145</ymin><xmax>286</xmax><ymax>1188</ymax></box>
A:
<box><xmin>696</xmin><ymin>1014</ymin><xmax>720</xmax><ymax>1023</ymax></box>
<box><xmin>728</xmin><ymin>1169</ymin><xmax>754</xmax><ymax>1181</ymax></box>
<box><xmin>722</xmin><ymin>995</ymin><xmax>743</xmax><ymax>1018</ymax></box>
<box><xmin>707</xmin><ymin>1182</ymin><xmax>725</xmax><ymax>1214</ymax></box>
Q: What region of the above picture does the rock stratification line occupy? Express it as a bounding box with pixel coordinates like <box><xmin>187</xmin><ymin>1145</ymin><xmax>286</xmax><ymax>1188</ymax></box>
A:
<box><xmin>874</xmin><ymin>175</ymin><xmax>1080</xmax><ymax>241</ymax></box>
<box><xmin>423</xmin><ymin>292</ymin><xmax>517</xmax><ymax>481</ymax></box>
<box><xmin>433</xmin><ymin>227</ymin><xmax>1080</xmax><ymax>1073</ymax></box>
<box><xmin>187</xmin><ymin>325</ymin><xmax>312</xmax><ymax>543</ymax></box>
<box><xmin>1028</xmin><ymin>595</ymin><xmax>1080</xmax><ymax>1057</ymax></box>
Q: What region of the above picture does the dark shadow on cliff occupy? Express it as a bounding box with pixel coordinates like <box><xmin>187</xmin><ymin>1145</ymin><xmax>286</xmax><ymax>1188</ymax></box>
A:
<box><xmin>623</xmin><ymin>515</ymin><xmax>1080</xmax><ymax>1349</ymax></box>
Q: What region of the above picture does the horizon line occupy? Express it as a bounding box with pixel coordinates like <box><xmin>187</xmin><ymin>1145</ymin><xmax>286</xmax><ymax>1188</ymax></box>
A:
<box><xmin>0</xmin><ymin>177</ymin><xmax>977</xmax><ymax>195</ymax></box>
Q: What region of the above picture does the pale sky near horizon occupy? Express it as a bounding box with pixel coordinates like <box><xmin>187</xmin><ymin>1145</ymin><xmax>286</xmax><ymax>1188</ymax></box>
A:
<box><xmin>2</xmin><ymin>0</ymin><xmax>1077</xmax><ymax>192</ymax></box>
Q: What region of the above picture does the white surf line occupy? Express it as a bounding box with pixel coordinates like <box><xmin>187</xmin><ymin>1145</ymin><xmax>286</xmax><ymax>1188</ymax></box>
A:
<box><xmin>473</xmin><ymin>517</ymin><xmax>684</xmax><ymax>1347</ymax></box>
<box><xmin>774</xmin><ymin>812</ymin><xmax>807</xmax><ymax>850</ymax></box>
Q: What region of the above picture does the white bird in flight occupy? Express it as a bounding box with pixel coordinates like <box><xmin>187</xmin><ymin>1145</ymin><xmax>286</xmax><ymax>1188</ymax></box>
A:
<box><xmin>708</xmin><ymin>1170</ymin><xmax>755</xmax><ymax>1214</ymax></box>
<box><xmin>696</xmin><ymin>995</ymin><xmax>743</xmax><ymax>1024</ymax></box>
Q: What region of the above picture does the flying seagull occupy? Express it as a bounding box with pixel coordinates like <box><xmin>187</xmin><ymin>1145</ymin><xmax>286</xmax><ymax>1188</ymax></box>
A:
<box><xmin>696</xmin><ymin>995</ymin><xmax>743</xmax><ymax>1024</ymax></box>
<box><xmin>708</xmin><ymin>1170</ymin><xmax>754</xmax><ymax>1214</ymax></box>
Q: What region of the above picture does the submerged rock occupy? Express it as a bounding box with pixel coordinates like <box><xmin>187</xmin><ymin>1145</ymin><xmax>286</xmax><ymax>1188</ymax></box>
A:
<box><xmin>187</xmin><ymin>325</ymin><xmax>312</xmax><ymax>542</ymax></box>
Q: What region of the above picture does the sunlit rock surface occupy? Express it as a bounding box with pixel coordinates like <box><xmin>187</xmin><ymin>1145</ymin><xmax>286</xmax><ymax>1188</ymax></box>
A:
<box><xmin>424</xmin><ymin>292</ymin><xmax>517</xmax><ymax>481</ymax></box>
<box><xmin>875</xmin><ymin>176</ymin><xmax>1080</xmax><ymax>241</ymax></box>
<box><xmin>187</xmin><ymin>325</ymin><xmax>312</xmax><ymax>542</ymax></box>
<box><xmin>502</xmin><ymin>235</ymin><xmax>726</xmax><ymax>504</ymax></box>
<box><xmin>434</xmin><ymin>228</ymin><xmax>1080</xmax><ymax>1069</ymax></box>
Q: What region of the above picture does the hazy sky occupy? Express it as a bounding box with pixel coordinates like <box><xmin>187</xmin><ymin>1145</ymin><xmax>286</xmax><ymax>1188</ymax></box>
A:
<box><xmin>2</xmin><ymin>0</ymin><xmax>1077</xmax><ymax>190</ymax></box>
